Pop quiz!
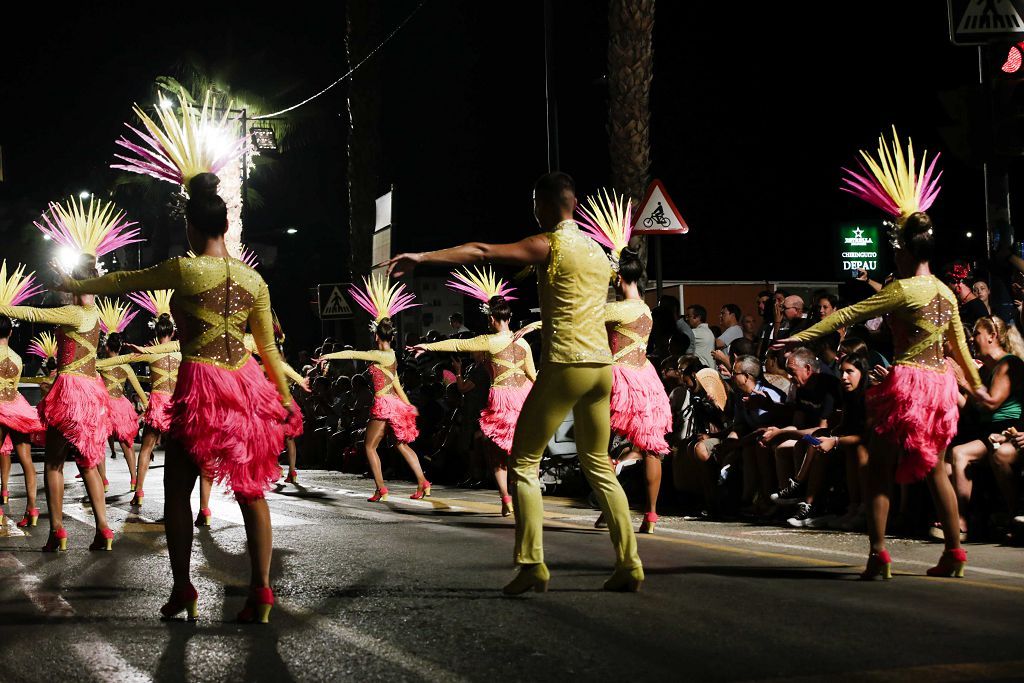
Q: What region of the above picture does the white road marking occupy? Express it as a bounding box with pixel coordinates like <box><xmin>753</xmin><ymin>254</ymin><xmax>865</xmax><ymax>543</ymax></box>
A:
<box><xmin>0</xmin><ymin>552</ymin><xmax>73</xmax><ymax>617</ymax></box>
<box><xmin>71</xmin><ymin>640</ymin><xmax>153</xmax><ymax>683</ymax></box>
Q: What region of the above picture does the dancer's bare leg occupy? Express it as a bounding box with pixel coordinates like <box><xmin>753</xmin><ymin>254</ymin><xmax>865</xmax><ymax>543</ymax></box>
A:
<box><xmin>364</xmin><ymin>420</ymin><xmax>387</xmax><ymax>490</ymax></box>
<box><xmin>80</xmin><ymin>465</ymin><xmax>110</xmax><ymax>541</ymax></box>
<box><xmin>285</xmin><ymin>437</ymin><xmax>297</xmax><ymax>475</ymax></box>
<box><xmin>991</xmin><ymin>443</ymin><xmax>1020</xmax><ymax>516</ymax></box>
<box><xmin>866</xmin><ymin>435</ymin><xmax>897</xmax><ymax>553</ymax></box>
<box><xmin>135</xmin><ymin>427</ymin><xmax>160</xmax><ymax>498</ymax></box>
<box><xmin>43</xmin><ymin>428</ymin><xmax>71</xmax><ymax>534</ymax></box>
<box><xmin>644</xmin><ymin>453</ymin><xmax>662</xmax><ymax>515</ymax></box>
<box><xmin>164</xmin><ymin>440</ymin><xmax>198</xmax><ymax>589</ymax></box>
<box><xmin>119</xmin><ymin>439</ymin><xmax>138</xmax><ymax>488</ymax></box>
<box><xmin>488</xmin><ymin>441</ymin><xmax>510</xmax><ymax>500</ymax></box>
<box><xmin>926</xmin><ymin>459</ymin><xmax>964</xmax><ymax>552</ymax></box>
<box><xmin>199</xmin><ymin>474</ymin><xmax>212</xmax><ymax>512</ymax></box>
<box><xmin>395</xmin><ymin>441</ymin><xmax>427</xmax><ymax>486</ymax></box>
<box><xmin>239</xmin><ymin>497</ymin><xmax>273</xmax><ymax>589</ymax></box>
<box><xmin>1</xmin><ymin>449</ymin><xmax>9</xmax><ymax>501</ymax></box>
<box><xmin>13</xmin><ymin>439</ymin><xmax>36</xmax><ymax>512</ymax></box>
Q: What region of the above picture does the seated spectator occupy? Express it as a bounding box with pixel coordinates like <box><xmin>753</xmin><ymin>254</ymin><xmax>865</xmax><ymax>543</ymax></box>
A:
<box><xmin>946</xmin><ymin>316</ymin><xmax>1024</xmax><ymax>540</ymax></box>
<box><xmin>761</xmin><ymin>347</ymin><xmax>841</xmax><ymax>512</ymax></box>
<box><xmin>762</xmin><ymin>349</ymin><xmax>794</xmax><ymax>399</ymax></box>
<box><xmin>776</xmin><ymin>352</ymin><xmax>871</xmax><ymax>528</ymax></box>
<box><xmin>716</xmin><ymin>304</ymin><xmax>744</xmax><ymax>355</ymax></box>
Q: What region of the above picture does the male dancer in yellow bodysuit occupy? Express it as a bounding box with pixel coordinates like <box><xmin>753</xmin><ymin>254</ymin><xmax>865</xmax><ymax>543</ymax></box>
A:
<box><xmin>386</xmin><ymin>172</ymin><xmax>644</xmax><ymax>594</ymax></box>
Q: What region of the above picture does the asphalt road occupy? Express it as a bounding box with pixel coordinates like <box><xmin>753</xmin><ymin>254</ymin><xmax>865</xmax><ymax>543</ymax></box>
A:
<box><xmin>1</xmin><ymin>451</ymin><xmax>1022</xmax><ymax>683</ymax></box>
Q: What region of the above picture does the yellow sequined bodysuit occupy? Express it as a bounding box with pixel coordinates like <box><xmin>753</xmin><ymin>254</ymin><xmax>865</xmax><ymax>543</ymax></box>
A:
<box><xmin>318</xmin><ymin>349</ymin><xmax>411</xmax><ymax>404</ymax></box>
<box><xmin>604</xmin><ymin>299</ymin><xmax>654</xmax><ymax>369</ymax></box>
<box><xmin>0</xmin><ymin>346</ymin><xmax>25</xmax><ymax>403</ymax></box>
<box><xmin>0</xmin><ymin>304</ymin><xmax>101</xmax><ymax>378</ymax></box>
<box><xmin>791</xmin><ymin>275</ymin><xmax>982</xmax><ymax>389</ymax></box>
<box><xmin>63</xmin><ymin>256</ymin><xmax>291</xmax><ymax>406</ymax></box>
<box><xmin>95</xmin><ymin>357</ymin><xmax>149</xmax><ymax>407</ymax></box>
<box><xmin>417</xmin><ymin>332</ymin><xmax>537</xmax><ymax>389</ymax></box>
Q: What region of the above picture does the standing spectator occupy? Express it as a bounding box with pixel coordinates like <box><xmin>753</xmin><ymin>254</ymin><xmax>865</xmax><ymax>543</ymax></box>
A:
<box><xmin>715</xmin><ymin>304</ymin><xmax>744</xmax><ymax>356</ymax></box>
<box><xmin>780</xmin><ymin>295</ymin><xmax>809</xmax><ymax>336</ymax></box>
<box><xmin>945</xmin><ymin>262</ymin><xmax>987</xmax><ymax>332</ymax></box>
<box><xmin>685</xmin><ymin>305</ymin><xmax>716</xmax><ymax>370</ymax></box>
<box><xmin>972</xmin><ymin>280</ymin><xmax>992</xmax><ymax>316</ymax></box>
<box><xmin>813</xmin><ymin>292</ymin><xmax>839</xmax><ymax>323</ymax></box>
<box><xmin>741</xmin><ymin>314</ymin><xmax>759</xmax><ymax>342</ymax></box>
<box><xmin>448</xmin><ymin>312</ymin><xmax>470</xmax><ymax>338</ymax></box>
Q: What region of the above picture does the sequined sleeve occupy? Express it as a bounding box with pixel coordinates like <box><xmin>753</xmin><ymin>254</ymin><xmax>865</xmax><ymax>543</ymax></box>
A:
<box><xmin>135</xmin><ymin>341</ymin><xmax>181</xmax><ymax>354</ymax></box>
<box><xmin>319</xmin><ymin>349</ymin><xmax>394</xmax><ymax>364</ymax></box>
<box><xmin>790</xmin><ymin>283</ymin><xmax>904</xmax><ymax>343</ymax></box>
<box><xmin>945</xmin><ymin>306</ymin><xmax>983</xmax><ymax>390</ymax></box>
<box><xmin>282</xmin><ymin>361</ymin><xmax>305</xmax><ymax>386</ymax></box>
<box><xmin>62</xmin><ymin>259</ymin><xmax>182</xmax><ymax>295</ymax></box>
<box><xmin>519</xmin><ymin>339</ymin><xmax>537</xmax><ymax>382</ymax></box>
<box><xmin>248</xmin><ymin>282</ymin><xmax>291</xmax><ymax>407</ymax></box>
<box><xmin>419</xmin><ymin>335</ymin><xmax>493</xmax><ymax>354</ymax></box>
<box><xmin>604</xmin><ymin>301</ymin><xmax>634</xmax><ymax>325</ymax></box>
<box><xmin>0</xmin><ymin>304</ymin><xmax>85</xmax><ymax>327</ymax></box>
<box><xmin>122</xmin><ymin>364</ymin><xmax>149</xmax><ymax>408</ymax></box>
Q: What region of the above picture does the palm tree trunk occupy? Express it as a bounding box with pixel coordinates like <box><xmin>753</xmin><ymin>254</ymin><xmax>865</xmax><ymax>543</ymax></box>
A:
<box><xmin>607</xmin><ymin>0</ymin><xmax>655</xmax><ymax>282</ymax></box>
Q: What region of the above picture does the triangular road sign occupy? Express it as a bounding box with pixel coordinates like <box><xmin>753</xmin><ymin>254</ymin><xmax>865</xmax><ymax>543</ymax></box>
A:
<box><xmin>632</xmin><ymin>179</ymin><xmax>689</xmax><ymax>235</ymax></box>
<box><xmin>958</xmin><ymin>0</ymin><xmax>1023</xmax><ymax>34</ymax></box>
<box><xmin>318</xmin><ymin>284</ymin><xmax>354</xmax><ymax>319</ymax></box>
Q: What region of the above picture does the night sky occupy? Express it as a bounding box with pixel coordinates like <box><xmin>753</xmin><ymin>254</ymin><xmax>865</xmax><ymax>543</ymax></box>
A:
<box><xmin>1</xmin><ymin>1</ymin><xmax>1019</xmax><ymax>351</ymax></box>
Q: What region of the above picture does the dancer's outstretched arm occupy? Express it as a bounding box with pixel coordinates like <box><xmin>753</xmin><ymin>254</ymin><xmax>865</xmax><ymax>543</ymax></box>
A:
<box><xmin>384</xmin><ymin>235</ymin><xmax>551</xmax><ymax>277</ymax></box>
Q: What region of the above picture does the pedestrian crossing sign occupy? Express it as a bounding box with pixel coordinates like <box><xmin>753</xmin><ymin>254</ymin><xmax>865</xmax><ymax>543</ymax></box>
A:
<box><xmin>318</xmin><ymin>284</ymin><xmax>353</xmax><ymax>319</ymax></box>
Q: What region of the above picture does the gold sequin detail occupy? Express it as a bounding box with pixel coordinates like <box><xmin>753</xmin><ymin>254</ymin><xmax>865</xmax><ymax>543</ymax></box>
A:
<box><xmin>491</xmin><ymin>341</ymin><xmax>531</xmax><ymax>388</ymax></box>
<box><xmin>0</xmin><ymin>355</ymin><xmax>19</xmax><ymax>402</ymax></box>
<box><xmin>607</xmin><ymin>302</ymin><xmax>653</xmax><ymax>369</ymax></box>
<box><xmin>101</xmin><ymin>365</ymin><xmax>128</xmax><ymax>398</ymax></box>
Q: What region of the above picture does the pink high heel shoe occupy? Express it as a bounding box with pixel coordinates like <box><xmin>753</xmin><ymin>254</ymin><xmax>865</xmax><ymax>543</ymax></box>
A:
<box><xmin>194</xmin><ymin>508</ymin><xmax>212</xmax><ymax>527</ymax></box>
<box><xmin>368</xmin><ymin>487</ymin><xmax>389</xmax><ymax>502</ymax></box>
<box><xmin>89</xmin><ymin>527</ymin><xmax>114</xmax><ymax>551</ymax></box>
<box><xmin>161</xmin><ymin>583</ymin><xmax>199</xmax><ymax>621</ymax></box>
<box><xmin>860</xmin><ymin>549</ymin><xmax>893</xmax><ymax>580</ymax></box>
<box><xmin>237</xmin><ymin>586</ymin><xmax>275</xmax><ymax>624</ymax></box>
<box><xmin>42</xmin><ymin>527</ymin><xmax>68</xmax><ymax>553</ymax></box>
<box><xmin>410</xmin><ymin>481</ymin><xmax>432</xmax><ymax>500</ymax></box>
<box><xmin>927</xmin><ymin>548</ymin><xmax>967</xmax><ymax>578</ymax></box>
<box><xmin>16</xmin><ymin>507</ymin><xmax>40</xmax><ymax>528</ymax></box>
<box><xmin>500</xmin><ymin>495</ymin><xmax>514</xmax><ymax>517</ymax></box>
<box><xmin>639</xmin><ymin>512</ymin><xmax>659</xmax><ymax>534</ymax></box>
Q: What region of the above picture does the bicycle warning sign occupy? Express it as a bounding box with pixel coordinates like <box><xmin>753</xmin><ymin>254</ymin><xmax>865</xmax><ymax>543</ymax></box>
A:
<box><xmin>632</xmin><ymin>179</ymin><xmax>689</xmax><ymax>236</ymax></box>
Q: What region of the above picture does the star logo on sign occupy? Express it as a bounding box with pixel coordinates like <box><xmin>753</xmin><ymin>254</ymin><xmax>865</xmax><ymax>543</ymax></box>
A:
<box><xmin>853</xmin><ymin>228</ymin><xmax>864</xmax><ymax>239</ymax></box>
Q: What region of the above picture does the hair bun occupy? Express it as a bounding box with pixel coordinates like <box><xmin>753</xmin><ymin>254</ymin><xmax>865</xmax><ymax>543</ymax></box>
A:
<box><xmin>157</xmin><ymin>312</ymin><xmax>172</xmax><ymax>320</ymax></box>
<box><xmin>189</xmin><ymin>172</ymin><xmax>220</xmax><ymax>198</ymax></box>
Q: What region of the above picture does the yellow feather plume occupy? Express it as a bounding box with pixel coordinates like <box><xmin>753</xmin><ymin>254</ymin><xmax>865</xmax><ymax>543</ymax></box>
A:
<box><xmin>30</xmin><ymin>332</ymin><xmax>58</xmax><ymax>360</ymax></box>
<box><xmin>0</xmin><ymin>260</ymin><xmax>41</xmax><ymax>307</ymax></box>
<box><xmin>97</xmin><ymin>298</ymin><xmax>135</xmax><ymax>334</ymax></box>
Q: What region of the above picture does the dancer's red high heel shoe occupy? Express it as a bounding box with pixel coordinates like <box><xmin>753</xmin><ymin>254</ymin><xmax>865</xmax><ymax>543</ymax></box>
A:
<box><xmin>368</xmin><ymin>487</ymin><xmax>388</xmax><ymax>502</ymax></box>
<box><xmin>286</xmin><ymin>469</ymin><xmax>298</xmax><ymax>485</ymax></box>
<box><xmin>42</xmin><ymin>528</ymin><xmax>68</xmax><ymax>552</ymax></box>
<box><xmin>500</xmin><ymin>495</ymin><xmax>514</xmax><ymax>517</ymax></box>
<box><xmin>926</xmin><ymin>548</ymin><xmax>967</xmax><ymax>577</ymax></box>
<box><xmin>89</xmin><ymin>527</ymin><xmax>114</xmax><ymax>551</ymax></box>
<box><xmin>0</xmin><ymin>505</ymin><xmax>4</xmax><ymax>525</ymax></box>
<box><xmin>2</xmin><ymin>489</ymin><xmax>8</xmax><ymax>505</ymax></box>
<box><xmin>859</xmin><ymin>549</ymin><xmax>893</xmax><ymax>580</ymax></box>
<box><xmin>639</xmin><ymin>512</ymin><xmax>659</xmax><ymax>534</ymax></box>
<box><xmin>410</xmin><ymin>481</ymin><xmax>431</xmax><ymax>500</ymax></box>
<box><xmin>160</xmin><ymin>583</ymin><xmax>199</xmax><ymax>621</ymax></box>
<box><xmin>130</xmin><ymin>478</ymin><xmax>137</xmax><ymax>492</ymax></box>
<box><xmin>103</xmin><ymin>478</ymin><xmax>109</xmax><ymax>493</ymax></box>
<box><xmin>130</xmin><ymin>490</ymin><xmax>143</xmax><ymax>507</ymax></box>
<box><xmin>194</xmin><ymin>508</ymin><xmax>211</xmax><ymax>527</ymax></box>
<box><xmin>16</xmin><ymin>507</ymin><xmax>39</xmax><ymax>528</ymax></box>
<box><xmin>237</xmin><ymin>586</ymin><xmax>275</xmax><ymax>624</ymax></box>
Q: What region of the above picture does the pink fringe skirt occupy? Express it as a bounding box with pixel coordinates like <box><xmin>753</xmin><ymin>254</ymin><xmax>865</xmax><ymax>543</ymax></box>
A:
<box><xmin>866</xmin><ymin>363</ymin><xmax>960</xmax><ymax>484</ymax></box>
<box><xmin>1</xmin><ymin>392</ymin><xmax>45</xmax><ymax>456</ymax></box>
<box><xmin>479</xmin><ymin>384</ymin><xmax>532</xmax><ymax>454</ymax></box>
<box><xmin>371</xmin><ymin>394</ymin><xmax>419</xmax><ymax>444</ymax></box>
<box><xmin>38</xmin><ymin>374</ymin><xmax>110</xmax><ymax>468</ymax></box>
<box><xmin>107</xmin><ymin>395</ymin><xmax>140</xmax><ymax>443</ymax></box>
<box><xmin>168</xmin><ymin>358</ymin><xmax>287</xmax><ymax>501</ymax></box>
<box><xmin>609</xmin><ymin>362</ymin><xmax>672</xmax><ymax>455</ymax></box>
<box><xmin>142</xmin><ymin>390</ymin><xmax>172</xmax><ymax>433</ymax></box>
<box><xmin>283</xmin><ymin>398</ymin><xmax>304</xmax><ymax>439</ymax></box>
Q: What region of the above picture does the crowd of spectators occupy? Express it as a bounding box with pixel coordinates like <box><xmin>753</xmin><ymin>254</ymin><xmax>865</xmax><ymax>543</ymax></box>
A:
<box><xmin>288</xmin><ymin>255</ymin><xmax>1024</xmax><ymax>544</ymax></box>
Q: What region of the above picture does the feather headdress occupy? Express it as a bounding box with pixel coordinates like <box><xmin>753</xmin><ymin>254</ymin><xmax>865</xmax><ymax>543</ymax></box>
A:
<box><xmin>445</xmin><ymin>266</ymin><xmax>516</xmax><ymax>316</ymax></box>
<box><xmin>112</xmin><ymin>88</ymin><xmax>248</xmax><ymax>187</ymax></box>
<box><xmin>348</xmin><ymin>273</ymin><xmax>418</xmax><ymax>330</ymax></box>
<box><xmin>28</xmin><ymin>332</ymin><xmax>58</xmax><ymax>361</ymax></box>
<box><xmin>34</xmin><ymin>196</ymin><xmax>142</xmax><ymax>259</ymax></box>
<box><xmin>127</xmin><ymin>290</ymin><xmax>174</xmax><ymax>320</ymax></box>
<box><xmin>575</xmin><ymin>188</ymin><xmax>633</xmax><ymax>272</ymax></box>
<box><xmin>0</xmin><ymin>260</ymin><xmax>44</xmax><ymax>307</ymax></box>
<box><xmin>97</xmin><ymin>298</ymin><xmax>139</xmax><ymax>334</ymax></box>
<box><xmin>840</xmin><ymin>127</ymin><xmax>942</xmax><ymax>248</ymax></box>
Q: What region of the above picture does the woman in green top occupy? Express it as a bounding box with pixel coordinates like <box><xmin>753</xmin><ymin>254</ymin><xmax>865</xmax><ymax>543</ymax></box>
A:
<box><xmin>946</xmin><ymin>316</ymin><xmax>1024</xmax><ymax>540</ymax></box>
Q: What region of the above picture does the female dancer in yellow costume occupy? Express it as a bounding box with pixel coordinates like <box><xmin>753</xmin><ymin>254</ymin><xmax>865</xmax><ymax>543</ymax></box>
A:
<box><xmin>775</xmin><ymin>129</ymin><xmax>990</xmax><ymax>579</ymax></box>
<box><xmin>409</xmin><ymin>266</ymin><xmax>536</xmax><ymax>516</ymax></box>
<box><xmin>122</xmin><ymin>290</ymin><xmax>179</xmax><ymax>510</ymax></box>
<box><xmin>95</xmin><ymin>298</ymin><xmax>146</xmax><ymax>492</ymax></box>
<box><xmin>57</xmin><ymin>173</ymin><xmax>293</xmax><ymax>623</ymax></box>
<box><xmin>318</xmin><ymin>273</ymin><xmax>430</xmax><ymax>502</ymax></box>
<box><xmin>0</xmin><ymin>262</ymin><xmax>44</xmax><ymax>526</ymax></box>
<box><xmin>9</xmin><ymin>195</ymin><xmax>143</xmax><ymax>551</ymax></box>
<box><xmin>386</xmin><ymin>172</ymin><xmax>643</xmax><ymax>594</ymax></box>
